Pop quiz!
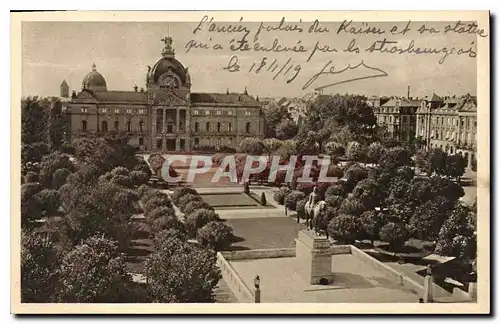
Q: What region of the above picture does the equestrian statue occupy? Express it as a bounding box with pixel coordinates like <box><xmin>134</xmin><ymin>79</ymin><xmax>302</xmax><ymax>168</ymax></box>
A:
<box><xmin>304</xmin><ymin>186</ymin><xmax>328</xmax><ymax>237</ymax></box>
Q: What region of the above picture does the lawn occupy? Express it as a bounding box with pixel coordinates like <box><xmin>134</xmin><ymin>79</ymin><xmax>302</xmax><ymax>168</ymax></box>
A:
<box><xmin>200</xmin><ymin>192</ymin><xmax>258</xmax><ymax>207</ymax></box>
<box><xmin>227</xmin><ymin>217</ymin><xmax>306</xmax><ymax>250</ymax></box>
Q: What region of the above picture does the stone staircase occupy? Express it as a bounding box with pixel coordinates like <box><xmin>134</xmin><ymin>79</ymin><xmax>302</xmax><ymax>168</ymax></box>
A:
<box><xmin>214</xmin><ymin>279</ymin><xmax>238</xmax><ymax>303</ymax></box>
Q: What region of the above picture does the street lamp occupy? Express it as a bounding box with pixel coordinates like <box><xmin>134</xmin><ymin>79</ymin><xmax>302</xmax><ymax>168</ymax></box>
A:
<box><xmin>254</xmin><ymin>275</ymin><xmax>260</xmax><ymax>289</ymax></box>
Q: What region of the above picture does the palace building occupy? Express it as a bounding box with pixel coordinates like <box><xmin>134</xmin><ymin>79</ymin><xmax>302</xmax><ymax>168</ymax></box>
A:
<box><xmin>61</xmin><ymin>37</ymin><xmax>265</xmax><ymax>152</ymax></box>
<box><xmin>373</xmin><ymin>87</ymin><xmax>477</xmax><ymax>171</ymax></box>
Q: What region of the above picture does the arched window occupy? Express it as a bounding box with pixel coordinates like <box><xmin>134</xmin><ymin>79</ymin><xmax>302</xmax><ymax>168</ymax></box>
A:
<box><xmin>82</xmin><ymin>120</ymin><xmax>87</xmax><ymax>132</ymax></box>
<box><xmin>245</xmin><ymin>122</ymin><xmax>251</xmax><ymax>133</ymax></box>
<box><xmin>139</xmin><ymin>120</ymin><xmax>144</xmax><ymax>132</ymax></box>
<box><xmin>228</xmin><ymin>123</ymin><xmax>232</xmax><ymax>132</ymax></box>
<box><xmin>206</xmin><ymin>122</ymin><xmax>210</xmax><ymax>132</ymax></box>
<box><xmin>114</xmin><ymin>120</ymin><xmax>119</xmax><ymax>130</ymax></box>
<box><xmin>217</xmin><ymin>122</ymin><xmax>221</xmax><ymax>133</ymax></box>
<box><xmin>101</xmin><ymin>120</ymin><xmax>108</xmax><ymax>132</ymax></box>
<box><xmin>127</xmin><ymin>120</ymin><xmax>132</xmax><ymax>132</ymax></box>
<box><xmin>195</xmin><ymin>122</ymin><xmax>199</xmax><ymax>132</ymax></box>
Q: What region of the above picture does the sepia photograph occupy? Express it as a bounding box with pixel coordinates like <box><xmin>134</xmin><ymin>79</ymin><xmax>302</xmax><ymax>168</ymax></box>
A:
<box><xmin>10</xmin><ymin>11</ymin><xmax>490</xmax><ymax>314</ymax></box>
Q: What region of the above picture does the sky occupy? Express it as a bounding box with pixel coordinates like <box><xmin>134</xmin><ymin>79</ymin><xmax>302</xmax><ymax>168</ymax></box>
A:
<box><xmin>21</xmin><ymin>20</ymin><xmax>478</xmax><ymax>99</ymax></box>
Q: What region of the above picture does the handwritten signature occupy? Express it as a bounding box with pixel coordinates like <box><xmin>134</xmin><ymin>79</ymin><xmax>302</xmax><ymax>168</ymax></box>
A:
<box><xmin>302</xmin><ymin>60</ymin><xmax>388</xmax><ymax>91</ymax></box>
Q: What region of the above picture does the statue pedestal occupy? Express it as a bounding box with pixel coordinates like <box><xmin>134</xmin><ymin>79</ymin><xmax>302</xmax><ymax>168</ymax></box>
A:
<box><xmin>295</xmin><ymin>230</ymin><xmax>334</xmax><ymax>285</ymax></box>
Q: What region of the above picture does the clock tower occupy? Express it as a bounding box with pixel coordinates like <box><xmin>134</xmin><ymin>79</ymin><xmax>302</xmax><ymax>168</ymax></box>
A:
<box><xmin>147</xmin><ymin>37</ymin><xmax>192</xmax><ymax>152</ymax></box>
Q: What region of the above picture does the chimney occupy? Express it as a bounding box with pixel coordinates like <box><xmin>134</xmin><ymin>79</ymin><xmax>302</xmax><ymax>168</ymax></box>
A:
<box><xmin>407</xmin><ymin>85</ymin><xmax>410</xmax><ymax>99</ymax></box>
<box><xmin>134</xmin><ymin>84</ymin><xmax>138</xmax><ymax>92</ymax></box>
<box><xmin>226</xmin><ymin>88</ymin><xmax>229</xmax><ymax>94</ymax></box>
<box><xmin>140</xmin><ymin>87</ymin><xmax>144</xmax><ymax>93</ymax></box>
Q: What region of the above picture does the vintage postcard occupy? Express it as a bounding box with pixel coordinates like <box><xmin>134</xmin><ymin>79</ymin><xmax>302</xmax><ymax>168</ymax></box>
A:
<box><xmin>11</xmin><ymin>11</ymin><xmax>490</xmax><ymax>314</ymax></box>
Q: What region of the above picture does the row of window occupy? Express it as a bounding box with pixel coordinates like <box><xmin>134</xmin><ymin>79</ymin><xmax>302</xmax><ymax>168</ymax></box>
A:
<box><xmin>193</xmin><ymin>137</ymin><xmax>233</xmax><ymax>148</ymax></box>
<box><xmin>193</xmin><ymin>121</ymin><xmax>251</xmax><ymax>133</ymax></box>
<box><xmin>80</xmin><ymin>120</ymin><xmax>145</xmax><ymax>132</ymax></box>
<box><xmin>80</xmin><ymin>108</ymin><xmax>146</xmax><ymax>115</ymax></box>
<box><xmin>423</xmin><ymin>128</ymin><xmax>475</xmax><ymax>143</ymax></box>
<box><xmin>192</xmin><ymin>110</ymin><xmax>252</xmax><ymax>116</ymax></box>
<box><xmin>419</xmin><ymin>116</ymin><xmax>477</xmax><ymax>128</ymax></box>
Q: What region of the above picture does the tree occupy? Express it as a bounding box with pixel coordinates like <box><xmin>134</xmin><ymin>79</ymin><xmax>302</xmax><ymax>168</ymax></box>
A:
<box><xmin>262</xmin><ymin>138</ymin><xmax>283</xmax><ymax>157</ymax></box>
<box><xmin>415</xmin><ymin>148</ymin><xmax>431</xmax><ymax>174</ymax></box>
<box><xmin>444</xmin><ymin>154</ymin><xmax>467</xmax><ymax>181</ymax></box>
<box><xmin>346</xmin><ymin>141</ymin><xmax>365</xmax><ymax>163</ymax></box>
<box><xmin>344</xmin><ymin>164</ymin><xmax>368</xmax><ymax>191</ymax></box>
<box><xmin>57</xmin><ymin>236</ymin><xmax>131</xmax><ymax>302</ymax></box>
<box><xmin>21</xmin><ymin>183</ymin><xmax>43</xmax><ymax>227</ymax></box>
<box><xmin>360</xmin><ymin>210</ymin><xmax>385</xmax><ymax>245</ymax></box>
<box><xmin>172</xmin><ymin>187</ymin><xmax>199</xmax><ymax>205</ymax></box>
<box><xmin>22</xmin><ymin>96</ymin><xmax>49</xmax><ymax>145</ymax></box>
<box><xmin>177</xmin><ymin>193</ymin><xmax>203</xmax><ymax>212</ymax></box>
<box><xmin>435</xmin><ymin>203</ymin><xmax>476</xmax><ymax>259</ymax></box>
<box><xmin>324</xmin><ymin>141</ymin><xmax>345</xmax><ymax>157</ymax></box>
<box><xmin>38</xmin><ymin>152</ymin><xmax>75</xmax><ymax>188</ymax></box>
<box><xmin>273</xmin><ymin>187</ymin><xmax>292</xmax><ymax>205</ymax></box>
<box><xmin>263</xmin><ymin>103</ymin><xmax>291</xmax><ymax>138</ymax></box>
<box><xmin>277</xmin><ymin>139</ymin><xmax>297</xmax><ymax>161</ymax></box>
<box><xmin>327</xmin><ymin>214</ymin><xmax>361</xmax><ymax>244</ymax></box>
<box><xmin>185</xmin><ymin>208</ymin><xmax>221</xmax><ymax>237</ymax></box>
<box><xmin>24</xmin><ymin>171</ymin><xmax>39</xmax><ymax>183</ymax></box>
<box><xmin>34</xmin><ymin>189</ymin><xmax>61</xmax><ymax>217</ymax></box>
<box><xmin>197</xmin><ymin>221</ymin><xmax>234</xmax><ymax>251</ymax></box>
<box><xmin>367</xmin><ymin>142</ymin><xmax>386</xmax><ymax>164</ymax></box>
<box><xmin>276</xmin><ymin>119</ymin><xmax>299</xmax><ymax>140</ymax></box>
<box><xmin>47</xmin><ymin>98</ymin><xmax>67</xmax><ymax>150</ymax></box>
<box><xmin>52</xmin><ymin>168</ymin><xmax>72</xmax><ymax>189</ymax></box>
<box><xmin>284</xmin><ymin>190</ymin><xmax>306</xmax><ymax>211</ymax></box>
<box><xmin>351</xmin><ymin>178</ymin><xmax>383</xmax><ymax>211</ymax></box>
<box><xmin>184</xmin><ymin>200</ymin><xmax>213</xmax><ymax>215</ymax></box>
<box><xmin>339</xmin><ymin>197</ymin><xmax>365</xmax><ymax>216</ymax></box>
<box><xmin>379</xmin><ymin>222</ymin><xmax>411</xmax><ymax>250</ymax></box>
<box><xmin>22</xmin><ymin>142</ymin><xmax>50</xmax><ymax>169</ymax></box>
<box><xmin>378</xmin><ymin>146</ymin><xmax>412</xmax><ymax>172</ymax></box>
<box><xmin>296</xmin><ymin>198</ymin><xmax>307</xmax><ymax>219</ymax></box>
<box><xmin>325</xmin><ymin>183</ymin><xmax>346</xmax><ymax>198</ymax></box>
<box><xmin>428</xmin><ymin>148</ymin><xmax>447</xmax><ymax>175</ymax></box>
<box><xmin>325</xmin><ymin>195</ymin><xmax>343</xmax><ymax>209</ymax></box>
<box><xmin>130</xmin><ymin>170</ymin><xmax>150</xmax><ymax>187</ymax></box>
<box><xmin>143</xmin><ymin>191</ymin><xmax>173</xmax><ymax>215</ymax></box>
<box><xmin>409</xmin><ymin>200</ymin><xmax>448</xmax><ymax>241</ymax></box>
<box><xmin>21</xmin><ymin>231</ymin><xmax>59</xmax><ymax>302</ymax></box>
<box><xmin>237</xmin><ymin>137</ymin><xmax>265</xmax><ymax>155</ymax></box>
<box><xmin>144</xmin><ymin>231</ymin><xmax>221</xmax><ymax>302</ymax></box>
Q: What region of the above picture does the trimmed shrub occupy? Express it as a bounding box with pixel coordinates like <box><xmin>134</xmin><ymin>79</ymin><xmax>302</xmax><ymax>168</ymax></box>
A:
<box><xmin>273</xmin><ymin>187</ymin><xmax>291</xmax><ymax>205</ymax></box>
<box><xmin>197</xmin><ymin>221</ymin><xmax>233</xmax><ymax>251</ymax></box>
<box><xmin>284</xmin><ymin>190</ymin><xmax>306</xmax><ymax>211</ymax></box>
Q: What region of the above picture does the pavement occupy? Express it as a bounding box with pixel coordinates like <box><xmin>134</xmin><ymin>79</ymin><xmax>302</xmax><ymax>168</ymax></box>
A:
<box><xmin>230</xmin><ymin>255</ymin><xmax>420</xmax><ymax>303</ymax></box>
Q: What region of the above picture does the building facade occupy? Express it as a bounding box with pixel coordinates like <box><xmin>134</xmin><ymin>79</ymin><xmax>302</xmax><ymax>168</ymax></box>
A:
<box><xmin>416</xmin><ymin>93</ymin><xmax>477</xmax><ymax>168</ymax></box>
<box><xmin>374</xmin><ymin>90</ymin><xmax>477</xmax><ymax>170</ymax></box>
<box><xmin>63</xmin><ymin>37</ymin><xmax>264</xmax><ymax>152</ymax></box>
<box><xmin>373</xmin><ymin>96</ymin><xmax>419</xmax><ymax>143</ymax></box>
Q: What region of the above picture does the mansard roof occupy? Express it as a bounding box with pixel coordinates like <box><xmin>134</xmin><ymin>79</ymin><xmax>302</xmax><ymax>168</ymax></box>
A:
<box><xmin>190</xmin><ymin>92</ymin><xmax>260</xmax><ymax>106</ymax></box>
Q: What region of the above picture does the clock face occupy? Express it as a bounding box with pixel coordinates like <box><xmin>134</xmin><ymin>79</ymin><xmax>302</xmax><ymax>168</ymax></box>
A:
<box><xmin>160</xmin><ymin>74</ymin><xmax>179</xmax><ymax>88</ymax></box>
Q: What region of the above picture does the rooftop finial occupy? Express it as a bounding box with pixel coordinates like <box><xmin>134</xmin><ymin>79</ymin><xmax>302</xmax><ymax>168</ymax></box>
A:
<box><xmin>244</xmin><ymin>86</ymin><xmax>248</xmax><ymax>95</ymax></box>
<box><xmin>161</xmin><ymin>36</ymin><xmax>175</xmax><ymax>57</ymax></box>
<box><xmin>92</xmin><ymin>63</ymin><xmax>96</xmax><ymax>71</ymax></box>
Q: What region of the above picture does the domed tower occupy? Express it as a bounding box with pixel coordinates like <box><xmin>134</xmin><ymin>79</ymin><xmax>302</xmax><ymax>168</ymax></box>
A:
<box><xmin>82</xmin><ymin>63</ymin><xmax>107</xmax><ymax>92</ymax></box>
<box><xmin>147</xmin><ymin>37</ymin><xmax>190</xmax><ymax>92</ymax></box>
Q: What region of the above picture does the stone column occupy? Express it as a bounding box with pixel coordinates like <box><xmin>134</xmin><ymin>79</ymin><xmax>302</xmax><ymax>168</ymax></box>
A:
<box><xmin>175</xmin><ymin>138</ymin><xmax>180</xmax><ymax>152</ymax></box>
<box><xmin>176</xmin><ymin>109</ymin><xmax>180</xmax><ymax>133</ymax></box>
<box><xmin>423</xmin><ymin>266</ymin><xmax>434</xmax><ymax>303</ymax></box>
<box><xmin>254</xmin><ymin>287</ymin><xmax>261</xmax><ymax>303</ymax></box>
<box><xmin>163</xmin><ymin>109</ymin><xmax>166</xmax><ymax>134</ymax></box>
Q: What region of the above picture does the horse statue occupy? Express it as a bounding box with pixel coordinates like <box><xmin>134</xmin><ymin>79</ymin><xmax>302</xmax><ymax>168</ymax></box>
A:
<box><xmin>312</xmin><ymin>201</ymin><xmax>328</xmax><ymax>238</ymax></box>
<box><xmin>304</xmin><ymin>186</ymin><xmax>320</xmax><ymax>231</ymax></box>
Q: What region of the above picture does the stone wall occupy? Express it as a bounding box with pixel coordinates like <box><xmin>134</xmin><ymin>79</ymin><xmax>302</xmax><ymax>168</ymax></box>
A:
<box><xmin>220</xmin><ymin>248</ymin><xmax>295</xmax><ymax>261</ymax></box>
<box><xmin>216</xmin><ymin>252</ymin><xmax>254</xmax><ymax>303</ymax></box>
<box><xmin>350</xmin><ymin>245</ymin><xmax>425</xmax><ymax>296</ymax></box>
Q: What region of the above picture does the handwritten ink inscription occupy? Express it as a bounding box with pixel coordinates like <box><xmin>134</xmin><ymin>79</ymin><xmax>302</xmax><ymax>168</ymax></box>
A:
<box><xmin>186</xmin><ymin>18</ymin><xmax>486</xmax><ymax>91</ymax></box>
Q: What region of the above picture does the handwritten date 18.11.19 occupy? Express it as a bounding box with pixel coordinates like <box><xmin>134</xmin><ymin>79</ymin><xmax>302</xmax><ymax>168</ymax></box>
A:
<box><xmin>224</xmin><ymin>55</ymin><xmax>302</xmax><ymax>84</ymax></box>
